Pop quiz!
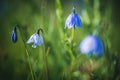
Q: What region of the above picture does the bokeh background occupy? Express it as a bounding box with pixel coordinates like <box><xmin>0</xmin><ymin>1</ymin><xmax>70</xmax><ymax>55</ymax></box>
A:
<box><xmin>0</xmin><ymin>0</ymin><xmax>120</xmax><ymax>80</ymax></box>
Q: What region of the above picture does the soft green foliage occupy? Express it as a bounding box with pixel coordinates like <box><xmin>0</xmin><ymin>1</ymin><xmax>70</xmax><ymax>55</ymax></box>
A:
<box><xmin>0</xmin><ymin>0</ymin><xmax>120</xmax><ymax>80</ymax></box>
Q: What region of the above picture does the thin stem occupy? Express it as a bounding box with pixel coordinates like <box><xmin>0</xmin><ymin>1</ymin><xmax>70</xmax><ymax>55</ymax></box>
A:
<box><xmin>70</xmin><ymin>27</ymin><xmax>75</xmax><ymax>61</ymax></box>
<box><xmin>42</xmin><ymin>44</ymin><xmax>48</xmax><ymax>80</ymax></box>
<box><xmin>25</xmin><ymin>47</ymin><xmax>35</xmax><ymax>80</ymax></box>
<box><xmin>18</xmin><ymin>26</ymin><xmax>35</xmax><ymax>80</ymax></box>
<box><xmin>71</xmin><ymin>28</ymin><xmax>74</xmax><ymax>41</ymax></box>
<box><xmin>69</xmin><ymin>50</ymin><xmax>75</xmax><ymax>61</ymax></box>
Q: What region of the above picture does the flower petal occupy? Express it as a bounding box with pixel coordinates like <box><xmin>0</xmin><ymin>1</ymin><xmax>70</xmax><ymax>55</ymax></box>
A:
<box><xmin>65</xmin><ymin>13</ymin><xmax>82</xmax><ymax>29</ymax></box>
<box><xmin>65</xmin><ymin>14</ymin><xmax>74</xmax><ymax>29</ymax></box>
<box><xmin>26</xmin><ymin>33</ymin><xmax>44</xmax><ymax>48</ymax></box>
<box><xmin>11</xmin><ymin>30</ymin><xmax>17</xmax><ymax>43</ymax></box>
<box><xmin>34</xmin><ymin>34</ymin><xmax>44</xmax><ymax>46</ymax></box>
<box><xmin>26</xmin><ymin>34</ymin><xmax>36</xmax><ymax>44</ymax></box>
<box><xmin>32</xmin><ymin>44</ymin><xmax>37</xmax><ymax>48</ymax></box>
<box><xmin>79</xmin><ymin>35</ymin><xmax>104</xmax><ymax>57</ymax></box>
<box><xmin>75</xmin><ymin>14</ymin><xmax>82</xmax><ymax>27</ymax></box>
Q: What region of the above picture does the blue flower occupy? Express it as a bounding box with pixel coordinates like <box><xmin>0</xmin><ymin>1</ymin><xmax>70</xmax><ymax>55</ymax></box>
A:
<box><xmin>79</xmin><ymin>35</ymin><xmax>104</xmax><ymax>57</ymax></box>
<box><xmin>11</xmin><ymin>26</ymin><xmax>18</xmax><ymax>43</ymax></box>
<box><xmin>26</xmin><ymin>29</ymin><xmax>44</xmax><ymax>48</ymax></box>
<box><xmin>65</xmin><ymin>7</ymin><xmax>82</xmax><ymax>29</ymax></box>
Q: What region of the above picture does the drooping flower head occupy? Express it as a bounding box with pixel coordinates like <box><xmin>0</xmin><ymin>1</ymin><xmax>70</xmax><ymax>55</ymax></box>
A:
<box><xmin>79</xmin><ymin>35</ymin><xmax>104</xmax><ymax>57</ymax></box>
<box><xmin>26</xmin><ymin>28</ymin><xmax>44</xmax><ymax>48</ymax></box>
<box><xmin>65</xmin><ymin>7</ymin><xmax>82</xmax><ymax>29</ymax></box>
<box><xmin>11</xmin><ymin>25</ymin><xmax>18</xmax><ymax>43</ymax></box>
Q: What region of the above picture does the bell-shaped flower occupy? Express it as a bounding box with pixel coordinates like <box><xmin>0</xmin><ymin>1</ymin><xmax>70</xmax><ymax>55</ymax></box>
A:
<box><xmin>65</xmin><ymin>7</ymin><xmax>82</xmax><ymax>29</ymax></box>
<box><xmin>26</xmin><ymin>29</ymin><xmax>44</xmax><ymax>48</ymax></box>
<box><xmin>79</xmin><ymin>35</ymin><xmax>104</xmax><ymax>57</ymax></box>
<box><xmin>11</xmin><ymin>26</ymin><xmax>18</xmax><ymax>43</ymax></box>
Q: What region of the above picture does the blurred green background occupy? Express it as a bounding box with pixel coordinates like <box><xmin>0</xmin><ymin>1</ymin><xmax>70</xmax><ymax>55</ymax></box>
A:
<box><xmin>0</xmin><ymin>0</ymin><xmax>120</xmax><ymax>80</ymax></box>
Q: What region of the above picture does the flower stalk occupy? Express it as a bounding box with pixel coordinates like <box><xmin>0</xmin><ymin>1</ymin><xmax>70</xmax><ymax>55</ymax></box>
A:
<box><xmin>43</xmin><ymin>44</ymin><xmax>48</xmax><ymax>80</ymax></box>
<box><xmin>13</xmin><ymin>25</ymin><xmax>35</xmax><ymax>80</ymax></box>
<box><xmin>40</xmin><ymin>29</ymin><xmax>48</xmax><ymax>80</ymax></box>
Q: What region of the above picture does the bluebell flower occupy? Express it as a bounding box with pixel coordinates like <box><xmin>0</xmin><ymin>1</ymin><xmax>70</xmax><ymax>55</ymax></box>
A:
<box><xmin>79</xmin><ymin>35</ymin><xmax>104</xmax><ymax>57</ymax></box>
<box><xmin>26</xmin><ymin>29</ymin><xmax>44</xmax><ymax>48</ymax></box>
<box><xmin>65</xmin><ymin>7</ymin><xmax>82</xmax><ymax>29</ymax></box>
<box><xmin>11</xmin><ymin>26</ymin><xmax>18</xmax><ymax>43</ymax></box>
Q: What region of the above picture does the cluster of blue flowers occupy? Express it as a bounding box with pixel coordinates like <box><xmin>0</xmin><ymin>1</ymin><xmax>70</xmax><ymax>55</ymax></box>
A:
<box><xmin>11</xmin><ymin>25</ymin><xmax>44</xmax><ymax>48</ymax></box>
<box><xmin>65</xmin><ymin>7</ymin><xmax>104</xmax><ymax>57</ymax></box>
<box><xmin>11</xmin><ymin>7</ymin><xmax>104</xmax><ymax>57</ymax></box>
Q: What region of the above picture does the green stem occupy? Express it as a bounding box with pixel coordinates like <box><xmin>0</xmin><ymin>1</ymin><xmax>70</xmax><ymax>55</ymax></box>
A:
<box><xmin>71</xmin><ymin>28</ymin><xmax>74</xmax><ymax>41</ymax></box>
<box><xmin>18</xmin><ymin>27</ymin><xmax>35</xmax><ymax>80</ymax></box>
<box><xmin>25</xmin><ymin>47</ymin><xmax>35</xmax><ymax>80</ymax></box>
<box><xmin>70</xmin><ymin>28</ymin><xmax>75</xmax><ymax>61</ymax></box>
<box><xmin>69</xmin><ymin>50</ymin><xmax>75</xmax><ymax>61</ymax></box>
<box><xmin>43</xmin><ymin>44</ymin><xmax>48</xmax><ymax>80</ymax></box>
